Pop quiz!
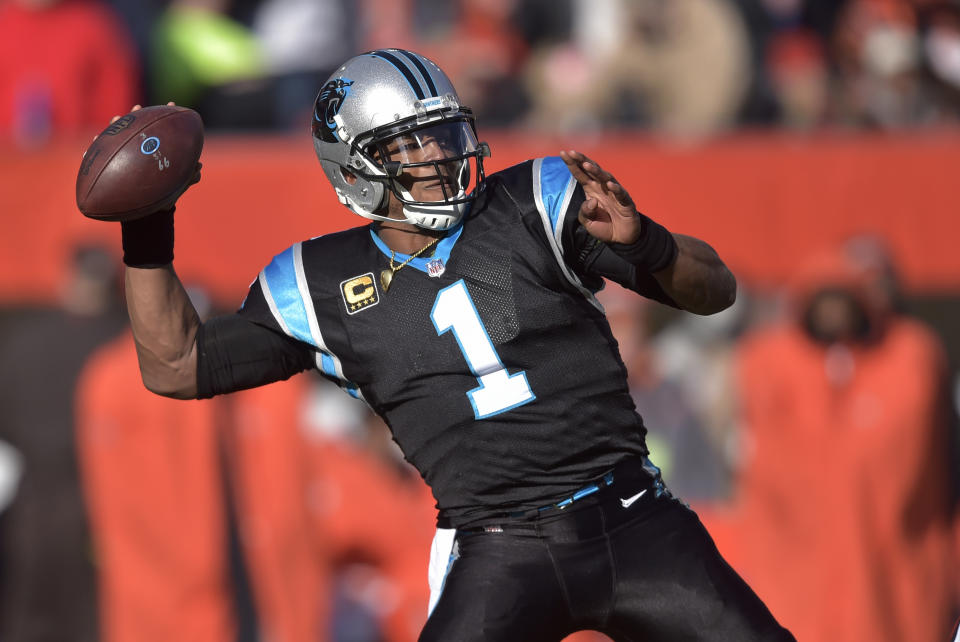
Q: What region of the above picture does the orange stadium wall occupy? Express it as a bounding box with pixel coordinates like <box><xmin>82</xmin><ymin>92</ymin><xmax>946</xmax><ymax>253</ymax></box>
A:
<box><xmin>2</xmin><ymin>131</ymin><xmax>958</xmax><ymax>307</ymax></box>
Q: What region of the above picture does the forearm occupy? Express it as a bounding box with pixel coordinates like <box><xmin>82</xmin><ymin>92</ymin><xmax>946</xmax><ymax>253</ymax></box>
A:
<box><xmin>125</xmin><ymin>265</ymin><xmax>200</xmax><ymax>398</ymax></box>
<box><xmin>653</xmin><ymin>234</ymin><xmax>737</xmax><ymax>315</ymax></box>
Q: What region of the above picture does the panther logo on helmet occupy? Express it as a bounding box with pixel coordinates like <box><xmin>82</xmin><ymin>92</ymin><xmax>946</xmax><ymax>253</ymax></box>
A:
<box><xmin>314</xmin><ymin>78</ymin><xmax>354</xmax><ymax>143</ymax></box>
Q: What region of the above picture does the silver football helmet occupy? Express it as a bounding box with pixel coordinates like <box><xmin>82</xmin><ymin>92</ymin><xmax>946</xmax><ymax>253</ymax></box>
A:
<box><xmin>312</xmin><ymin>49</ymin><xmax>490</xmax><ymax>231</ymax></box>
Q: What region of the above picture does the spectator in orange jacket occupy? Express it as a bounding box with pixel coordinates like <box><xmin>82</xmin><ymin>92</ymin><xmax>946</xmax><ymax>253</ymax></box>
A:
<box><xmin>78</xmin><ymin>327</ymin><xmax>451</xmax><ymax>642</ymax></box>
<box><xmin>299</xmin><ymin>382</ymin><xmax>440</xmax><ymax>642</ymax></box>
<box><xmin>730</xmin><ymin>237</ymin><xmax>958</xmax><ymax>642</ymax></box>
<box><xmin>0</xmin><ymin>0</ymin><xmax>139</xmax><ymax>146</ymax></box>
<box><xmin>77</xmin><ymin>314</ymin><xmax>328</xmax><ymax>642</ymax></box>
<box><xmin>76</xmin><ymin>330</ymin><xmax>239</xmax><ymax>642</ymax></box>
<box><xmin>221</xmin><ymin>373</ymin><xmax>331</xmax><ymax>642</ymax></box>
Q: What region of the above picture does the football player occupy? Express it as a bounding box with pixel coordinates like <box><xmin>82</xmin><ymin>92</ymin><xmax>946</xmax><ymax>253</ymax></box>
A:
<box><xmin>119</xmin><ymin>49</ymin><xmax>794</xmax><ymax>641</ymax></box>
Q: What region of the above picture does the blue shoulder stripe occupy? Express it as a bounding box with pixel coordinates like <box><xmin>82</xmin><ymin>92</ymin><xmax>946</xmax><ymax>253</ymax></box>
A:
<box><xmin>318</xmin><ymin>352</ymin><xmax>337</xmax><ymax>377</ymax></box>
<box><xmin>259</xmin><ymin>243</ymin><xmax>366</xmax><ymax>401</ymax></box>
<box><xmin>531</xmin><ymin>157</ymin><xmax>603</xmax><ymax>312</ymax></box>
<box><xmin>260</xmin><ymin>244</ymin><xmax>315</xmax><ymax>346</ymax></box>
<box><xmin>535</xmin><ymin>156</ymin><xmax>577</xmax><ymax>239</ymax></box>
<box><xmin>316</xmin><ymin>352</ymin><xmax>363</xmax><ymax>399</ymax></box>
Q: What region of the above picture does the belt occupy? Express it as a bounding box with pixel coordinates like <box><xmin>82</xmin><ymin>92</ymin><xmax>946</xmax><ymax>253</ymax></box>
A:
<box><xmin>505</xmin><ymin>470</ymin><xmax>616</xmax><ymax>519</ymax></box>
<box><xmin>456</xmin><ymin>457</ymin><xmax>662</xmax><ymax>533</ymax></box>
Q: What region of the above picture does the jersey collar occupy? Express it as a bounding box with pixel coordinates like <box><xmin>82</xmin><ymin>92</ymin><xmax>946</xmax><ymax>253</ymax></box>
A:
<box><xmin>369</xmin><ymin>220</ymin><xmax>464</xmax><ymax>274</ymax></box>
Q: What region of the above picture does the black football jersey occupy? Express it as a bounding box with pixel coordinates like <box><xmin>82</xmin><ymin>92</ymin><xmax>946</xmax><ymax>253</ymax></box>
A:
<box><xmin>221</xmin><ymin>157</ymin><xmax>677</xmax><ymax>528</ymax></box>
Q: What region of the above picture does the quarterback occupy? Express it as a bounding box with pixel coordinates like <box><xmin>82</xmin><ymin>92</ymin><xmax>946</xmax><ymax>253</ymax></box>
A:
<box><xmin>119</xmin><ymin>49</ymin><xmax>794</xmax><ymax>641</ymax></box>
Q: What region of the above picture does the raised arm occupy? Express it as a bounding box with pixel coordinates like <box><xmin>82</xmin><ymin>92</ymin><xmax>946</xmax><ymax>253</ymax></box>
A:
<box><xmin>124</xmin><ymin>237</ymin><xmax>200</xmax><ymax>399</ymax></box>
<box><xmin>91</xmin><ymin>104</ymin><xmax>202</xmax><ymax>398</ymax></box>
<box><xmin>560</xmin><ymin>150</ymin><xmax>736</xmax><ymax>315</ymax></box>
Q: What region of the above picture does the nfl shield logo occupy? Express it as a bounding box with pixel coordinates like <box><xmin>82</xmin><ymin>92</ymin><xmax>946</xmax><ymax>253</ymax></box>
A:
<box><xmin>426</xmin><ymin>258</ymin><xmax>445</xmax><ymax>278</ymax></box>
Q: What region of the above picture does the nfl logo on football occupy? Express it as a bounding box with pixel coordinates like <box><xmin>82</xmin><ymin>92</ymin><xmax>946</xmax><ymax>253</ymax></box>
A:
<box><xmin>427</xmin><ymin>258</ymin><xmax>445</xmax><ymax>278</ymax></box>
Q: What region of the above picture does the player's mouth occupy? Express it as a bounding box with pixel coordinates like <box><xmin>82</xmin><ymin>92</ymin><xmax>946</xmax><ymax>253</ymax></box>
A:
<box><xmin>399</xmin><ymin>170</ymin><xmax>461</xmax><ymax>200</ymax></box>
<box><xmin>421</xmin><ymin>177</ymin><xmax>458</xmax><ymax>194</ymax></box>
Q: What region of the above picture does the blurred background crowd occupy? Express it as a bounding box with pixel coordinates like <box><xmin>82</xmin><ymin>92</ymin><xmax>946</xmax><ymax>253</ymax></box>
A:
<box><xmin>5</xmin><ymin>0</ymin><xmax>960</xmax><ymax>141</ymax></box>
<box><xmin>2</xmin><ymin>0</ymin><xmax>960</xmax><ymax>641</ymax></box>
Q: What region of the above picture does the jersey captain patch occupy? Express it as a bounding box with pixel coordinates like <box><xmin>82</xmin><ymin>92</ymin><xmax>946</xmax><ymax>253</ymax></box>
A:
<box><xmin>341</xmin><ymin>272</ymin><xmax>380</xmax><ymax>314</ymax></box>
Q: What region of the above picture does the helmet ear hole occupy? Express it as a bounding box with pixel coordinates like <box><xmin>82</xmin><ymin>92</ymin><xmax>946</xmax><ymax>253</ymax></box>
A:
<box><xmin>340</xmin><ymin>167</ymin><xmax>358</xmax><ymax>185</ymax></box>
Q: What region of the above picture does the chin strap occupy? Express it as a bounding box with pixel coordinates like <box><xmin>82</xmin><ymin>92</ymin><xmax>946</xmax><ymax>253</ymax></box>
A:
<box><xmin>336</xmin><ymin>186</ymin><xmax>467</xmax><ymax>231</ymax></box>
<box><xmin>401</xmin><ymin>199</ymin><xmax>466</xmax><ymax>231</ymax></box>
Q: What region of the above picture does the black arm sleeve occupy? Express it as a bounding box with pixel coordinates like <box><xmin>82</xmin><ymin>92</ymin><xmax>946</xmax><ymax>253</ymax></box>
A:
<box><xmin>565</xmin><ymin>221</ymin><xmax>681</xmax><ymax>309</ymax></box>
<box><xmin>196</xmin><ymin>313</ymin><xmax>315</xmax><ymax>399</ymax></box>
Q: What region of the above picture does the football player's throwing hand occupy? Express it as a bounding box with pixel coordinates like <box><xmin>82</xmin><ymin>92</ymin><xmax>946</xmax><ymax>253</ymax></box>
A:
<box><xmin>560</xmin><ymin>150</ymin><xmax>641</xmax><ymax>245</ymax></box>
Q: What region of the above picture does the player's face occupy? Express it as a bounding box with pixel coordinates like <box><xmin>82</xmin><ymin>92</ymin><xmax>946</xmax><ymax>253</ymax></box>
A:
<box><xmin>379</xmin><ymin>121</ymin><xmax>479</xmax><ymax>208</ymax></box>
<box><xmin>387</xmin><ymin>135</ymin><xmax>455</xmax><ymax>203</ymax></box>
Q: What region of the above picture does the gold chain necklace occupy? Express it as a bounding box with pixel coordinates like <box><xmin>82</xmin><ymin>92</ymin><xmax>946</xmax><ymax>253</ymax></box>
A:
<box><xmin>380</xmin><ymin>236</ymin><xmax>441</xmax><ymax>292</ymax></box>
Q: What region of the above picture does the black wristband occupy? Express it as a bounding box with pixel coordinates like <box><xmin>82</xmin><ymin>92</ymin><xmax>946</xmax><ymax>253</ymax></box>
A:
<box><xmin>606</xmin><ymin>213</ymin><xmax>678</xmax><ymax>273</ymax></box>
<box><xmin>121</xmin><ymin>208</ymin><xmax>175</xmax><ymax>268</ymax></box>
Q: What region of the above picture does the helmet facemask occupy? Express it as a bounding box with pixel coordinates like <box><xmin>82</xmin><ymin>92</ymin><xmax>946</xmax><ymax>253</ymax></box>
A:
<box><xmin>355</xmin><ymin>115</ymin><xmax>489</xmax><ymax>230</ymax></box>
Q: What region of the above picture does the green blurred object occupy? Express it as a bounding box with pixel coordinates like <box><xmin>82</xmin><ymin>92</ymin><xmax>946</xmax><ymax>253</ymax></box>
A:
<box><xmin>643</xmin><ymin>432</ymin><xmax>673</xmax><ymax>485</ymax></box>
<box><xmin>151</xmin><ymin>6</ymin><xmax>265</xmax><ymax>107</ymax></box>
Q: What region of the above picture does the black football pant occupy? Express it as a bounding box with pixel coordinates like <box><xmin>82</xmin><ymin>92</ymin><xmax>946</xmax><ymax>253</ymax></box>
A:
<box><xmin>420</xmin><ymin>460</ymin><xmax>795</xmax><ymax>642</ymax></box>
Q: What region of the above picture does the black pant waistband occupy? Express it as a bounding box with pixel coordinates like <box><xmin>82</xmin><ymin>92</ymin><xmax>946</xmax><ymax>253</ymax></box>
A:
<box><xmin>462</xmin><ymin>455</ymin><xmax>669</xmax><ymax>534</ymax></box>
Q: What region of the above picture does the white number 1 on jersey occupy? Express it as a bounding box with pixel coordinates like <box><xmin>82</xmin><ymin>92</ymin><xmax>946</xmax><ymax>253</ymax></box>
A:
<box><xmin>430</xmin><ymin>280</ymin><xmax>536</xmax><ymax>419</ymax></box>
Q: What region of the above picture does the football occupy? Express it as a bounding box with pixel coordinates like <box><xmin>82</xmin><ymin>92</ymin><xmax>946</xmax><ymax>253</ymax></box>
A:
<box><xmin>76</xmin><ymin>105</ymin><xmax>204</xmax><ymax>221</ymax></box>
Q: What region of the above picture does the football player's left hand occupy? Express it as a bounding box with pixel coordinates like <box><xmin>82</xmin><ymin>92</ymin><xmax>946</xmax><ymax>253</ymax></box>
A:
<box><xmin>560</xmin><ymin>150</ymin><xmax>641</xmax><ymax>244</ymax></box>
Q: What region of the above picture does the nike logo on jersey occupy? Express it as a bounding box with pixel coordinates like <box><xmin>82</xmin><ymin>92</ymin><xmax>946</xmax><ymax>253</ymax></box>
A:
<box><xmin>620</xmin><ymin>489</ymin><xmax>647</xmax><ymax>508</ymax></box>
